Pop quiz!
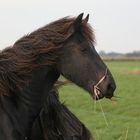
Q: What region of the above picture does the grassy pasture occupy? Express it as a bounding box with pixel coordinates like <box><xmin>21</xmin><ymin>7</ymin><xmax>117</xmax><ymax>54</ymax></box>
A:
<box><xmin>59</xmin><ymin>61</ymin><xmax>140</xmax><ymax>140</ymax></box>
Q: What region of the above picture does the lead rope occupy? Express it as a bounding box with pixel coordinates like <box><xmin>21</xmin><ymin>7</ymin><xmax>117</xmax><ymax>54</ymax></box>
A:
<box><xmin>94</xmin><ymin>68</ymin><xmax>108</xmax><ymax>97</ymax></box>
<box><xmin>94</xmin><ymin>68</ymin><xmax>109</xmax><ymax>127</ymax></box>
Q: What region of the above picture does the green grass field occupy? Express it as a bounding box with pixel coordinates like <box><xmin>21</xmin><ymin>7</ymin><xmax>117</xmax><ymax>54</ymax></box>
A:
<box><xmin>59</xmin><ymin>61</ymin><xmax>140</xmax><ymax>140</ymax></box>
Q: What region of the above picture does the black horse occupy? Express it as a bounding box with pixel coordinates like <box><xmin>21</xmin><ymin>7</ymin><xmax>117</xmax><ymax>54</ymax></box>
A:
<box><xmin>0</xmin><ymin>13</ymin><xmax>116</xmax><ymax>139</ymax></box>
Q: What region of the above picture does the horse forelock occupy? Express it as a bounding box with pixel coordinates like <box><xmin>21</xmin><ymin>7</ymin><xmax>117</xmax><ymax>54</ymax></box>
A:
<box><xmin>46</xmin><ymin>16</ymin><xmax>95</xmax><ymax>43</ymax></box>
<box><xmin>0</xmin><ymin>16</ymin><xmax>95</xmax><ymax>96</ymax></box>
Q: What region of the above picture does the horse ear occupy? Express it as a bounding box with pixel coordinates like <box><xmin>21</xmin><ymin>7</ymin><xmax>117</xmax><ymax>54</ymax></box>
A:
<box><xmin>73</xmin><ymin>13</ymin><xmax>84</xmax><ymax>32</ymax></box>
<box><xmin>83</xmin><ymin>14</ymin><xmax>89</xmax><ymax>24</ymax></box>
<box><xmin>66</xmin><ymin>13</ymin><xmax>83</xmax><ymax>38</ymax></box>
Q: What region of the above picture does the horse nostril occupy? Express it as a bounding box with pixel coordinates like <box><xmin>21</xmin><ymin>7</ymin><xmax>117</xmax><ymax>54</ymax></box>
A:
<box><xmin>105</xmin><ymin>82</ymin><xmax>116</xmax><ymax>98</ymax></box>
<box><xmin>109</xmin><ymin>83</ymin><xmax>116</xmax><ymax>91</ymax></box>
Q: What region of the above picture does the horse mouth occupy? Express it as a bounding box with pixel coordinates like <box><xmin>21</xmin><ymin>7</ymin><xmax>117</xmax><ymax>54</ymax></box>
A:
<box><xmin>90</xmin><ymin>84</ymin><xmax>115</xmax><ymax>100</ymax></box>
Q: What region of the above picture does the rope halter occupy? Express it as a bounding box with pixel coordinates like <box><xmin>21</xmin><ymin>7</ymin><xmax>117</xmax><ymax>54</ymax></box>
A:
<box><xmin>94</xmin><ymin>68</ymin><xmax>108</xmax><ymax>99</ymax></box>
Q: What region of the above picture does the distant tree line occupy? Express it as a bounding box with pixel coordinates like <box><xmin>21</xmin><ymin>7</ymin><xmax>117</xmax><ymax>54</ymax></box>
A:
<box><xmin>125</xmin><ymin>51</ymin><xmax>140</xmax><ymax>57</ymax></box>
<box><xmin>99</xmin><ymin>50</ymin><xmax>140</xmax><ymax>60</ymax></box>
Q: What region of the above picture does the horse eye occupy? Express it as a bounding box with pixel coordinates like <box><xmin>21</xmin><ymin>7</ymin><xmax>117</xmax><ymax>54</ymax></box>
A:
<box><xmin>81</xmin><ymin>47</ymin><xmax>88</xmax><ymax>52</ymax></box>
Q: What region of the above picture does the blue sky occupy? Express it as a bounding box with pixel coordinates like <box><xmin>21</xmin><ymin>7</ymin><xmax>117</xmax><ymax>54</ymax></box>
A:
<box><xmin>0</xmin><ymin>0</ymin><xmax>140</xmax><ymax>53</ymax></box>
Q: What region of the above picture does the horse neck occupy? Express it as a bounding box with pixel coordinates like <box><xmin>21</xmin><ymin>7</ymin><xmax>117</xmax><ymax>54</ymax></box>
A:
<box><xmin>15</xmin><ymin>67</ymin><xmax>60</xmax><ymax>136</ymax></box>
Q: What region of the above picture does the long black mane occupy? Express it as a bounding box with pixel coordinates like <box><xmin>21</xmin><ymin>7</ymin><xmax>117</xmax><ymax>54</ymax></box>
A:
<box><xmin>0</xmin><ymin>16</ymin><xmax>95</xmax><ymax>96</ymax></box>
